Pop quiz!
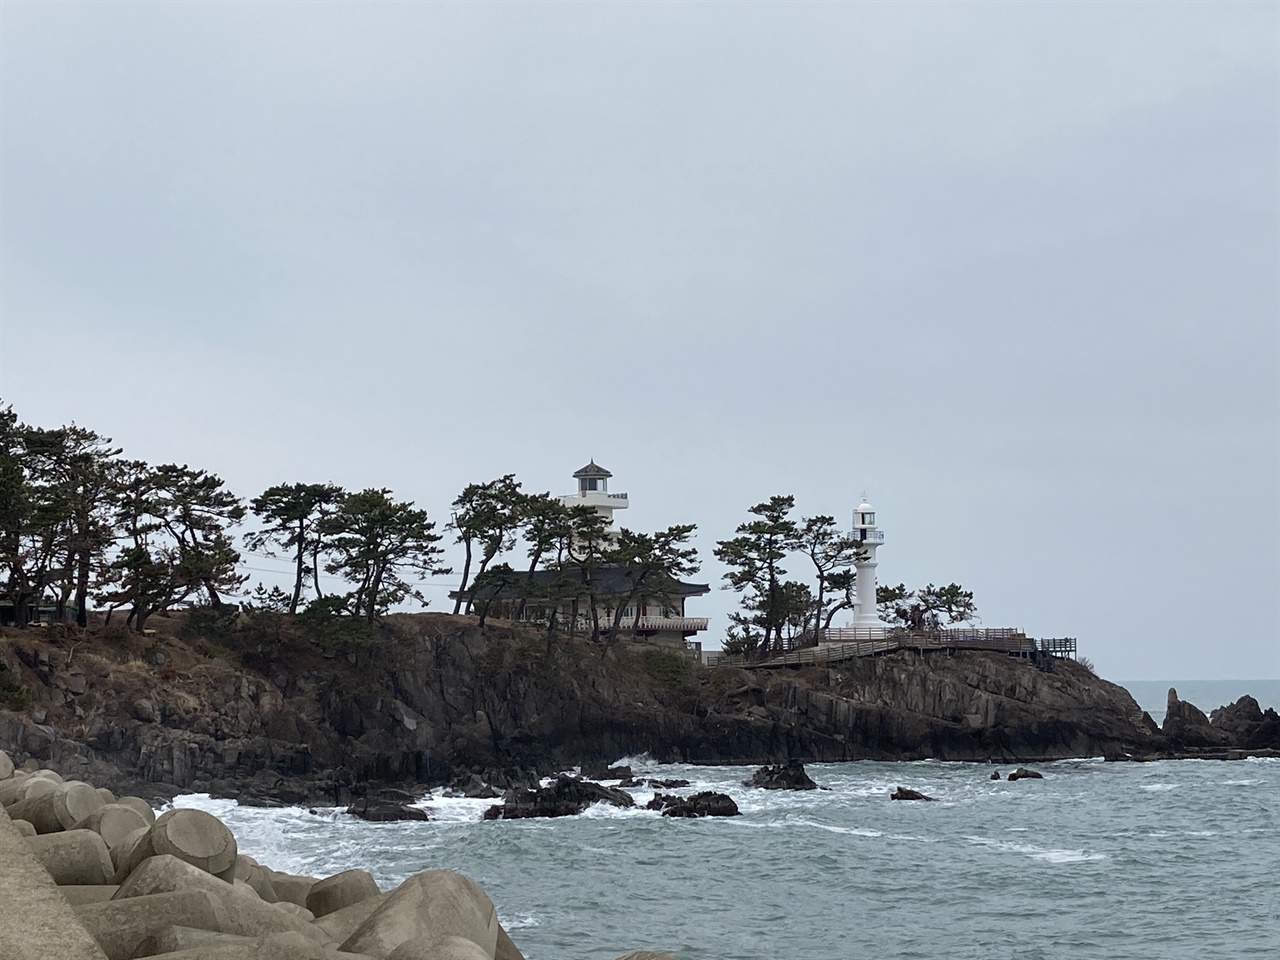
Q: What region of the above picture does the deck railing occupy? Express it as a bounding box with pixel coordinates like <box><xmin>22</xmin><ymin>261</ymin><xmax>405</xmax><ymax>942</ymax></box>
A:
<box><xmin>703</xmin><ymin>627</ymin><xmax>1076</xmax><ymax>669</ymax></box>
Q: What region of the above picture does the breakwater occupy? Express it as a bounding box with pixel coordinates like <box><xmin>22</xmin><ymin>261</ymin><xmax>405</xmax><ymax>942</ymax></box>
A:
<box><xmin>0</xmin><ymin>750</ymin><xmax>670</xmax><ymax>960</ymax></box>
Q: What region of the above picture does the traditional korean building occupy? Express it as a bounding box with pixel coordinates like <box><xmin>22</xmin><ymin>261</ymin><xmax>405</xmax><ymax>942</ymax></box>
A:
<box><xmin>454</xmin><ymin>461</ymin><xmax>710</xmax><ymax>650</ymax></box>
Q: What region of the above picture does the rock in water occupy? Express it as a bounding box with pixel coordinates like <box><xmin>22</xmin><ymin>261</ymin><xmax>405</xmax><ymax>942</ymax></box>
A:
<box><xmin>1163</xmin><ymin>688</ymin><xmax>1234</xmax><ymax>747</ymax></box>
<box><xmin>1210</xmin><ymin>696</ymin><xmax>1280</xmax><ymax>749</ymax></box>
<box><xmin>346</xmin><ymin>799</ymin><xmax>430</xmax><ymax>822</ymax></box>
<box><xmin>659</xmin><ymin>792</ymin><xmax>740</xmax><ymax>818</ymax></box>
<box><xmin>483</xmin><ymin>775</ymin><xmax>634</xmax><ymax>820</ymax></box>
<box><xmin>743</xmin><ymin>759</ymin><xmax>818</xmax><ymax>790</ymax></box>
<box><xmin>1006</xmin><ymin>767</ymin><xmax>1044</xmax><ymax>781</ymax></box>
<box><xmin>990</xmin><ymin>771</ymin><xmax>1001</xmax><ymax>780</ymax></box>
<box><xmin>890</xmin><ymin>787</ymin><xmax>936</xmax><ymax>801</ymax></box>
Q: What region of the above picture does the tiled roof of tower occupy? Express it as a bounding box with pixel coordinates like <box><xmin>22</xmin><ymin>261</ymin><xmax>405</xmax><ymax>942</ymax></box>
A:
<box><xmin>572</xmin><ymin>460</ymin><xmax>612</xmax><ymax>479</ymax></box>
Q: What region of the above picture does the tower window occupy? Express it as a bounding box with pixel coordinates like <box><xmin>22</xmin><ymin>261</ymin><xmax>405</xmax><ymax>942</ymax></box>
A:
<box><xmin>861</xmin><ymin>512</ymin><xmax>875</xmax><ymax>524</ymax></box>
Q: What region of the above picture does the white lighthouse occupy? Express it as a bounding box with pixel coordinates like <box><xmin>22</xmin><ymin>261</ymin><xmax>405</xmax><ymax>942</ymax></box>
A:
<box><xmin>558</xmin><ymin>460</ymin><xmax>628</xmax><ymax>535</ymax></box>
<box><xmin>850</xmin><ymin>498</ymin><xmax>888</xmax><ymax>633</ymax></box>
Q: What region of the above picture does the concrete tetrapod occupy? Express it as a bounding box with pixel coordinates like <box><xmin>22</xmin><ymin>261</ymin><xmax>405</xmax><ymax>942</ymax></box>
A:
<box><xmin>113</xmin><ymin>854</ymin><xmax>330</xmax><ymax>944</ymax></box>
<box><xmin>72</xmin><ymin>803</ymin><xmax>151</xmax><ymax>848</ymax></box>
<box><xmin>58</xmin><ymin>885</ymin><xmax>120</xmax><ymax>905</ymax></box>
<box><xmin>270</xmin><ymin>871</ymin><xmax>318</xmax><ymax>908</ymax></box>
<box><xmin>75</xmin><ymin>889</ymin><xmax>230</xmax><ymax>960</ymax></box>
<box><xmin>387</xmin><ymin>934</ymin><xmax>493</xmax><ymax>960</ymax></box>
<box><xmin>11</xmin><ymin>817</ymin><xmax>37</xmax><ymax>837</ymax></box>
<box><xmin>113</xmin><ymin>795</ymin><xmax>156</xmax><ymax>825</ymax></box>
<box><xmin>340</xmin><ymin>870</ymin><xmax>499</xmax><ymax>959</ymax></box>
<box><xmin>25</xmin><ymin>828</ymin><xmax>115</xmax><ymax>885</ymax></box>
<box><xmin>2</xmin><ymin>774</ymin><xmax>57</xmax><ymax>806</ymax></box>
<box><xmin>150</xmin><ymin>807</ymin><xmax>239</xmax><ymax>876</ymax></box>
<box><xmin>495</xmin><ymin>925</ymin><xmax>526</xmax><ymax>960</ymax></box>
<box><xmin>314</xmin><ymin>892</ymin><xmax>390</xmax><ymax>943</ymax></box>
<box><xmin>306</xmin><ymin>867</ymin><xmax>381</xmax><ymax>918</ymax></box>
<box><xmin>6</xmin><ymin>778</ymin><xmax>101</xmax><ymax>831</ymax></box>
<box><xmin>0</xmin><ymin>803</ymin><xmax>108</xmax><ymax>960</ymax></box>
<box><xmin>109</xmin><ymin>824</ymin><xmax>152</xmax><ymax>879</ymax></box>
<box><xmin>122</xmin><ymin>930</ymin><xmax>379</xmax><ymax>959</ymax></box>
<box><xmin>0</xmin><ymin>770</ymin><xmax>32</xmax><ymax>805</ymax></box>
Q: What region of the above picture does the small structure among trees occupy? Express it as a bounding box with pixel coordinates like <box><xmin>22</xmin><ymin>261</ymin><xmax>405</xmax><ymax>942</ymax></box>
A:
<box><xmin>450</xmin><ymin>462</ymin><xmax>710</xmax><ymax>649</ymax></box>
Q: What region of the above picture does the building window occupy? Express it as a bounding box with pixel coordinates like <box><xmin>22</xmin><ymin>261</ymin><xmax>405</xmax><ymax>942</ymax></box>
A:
<box><xmin>861</xmin><ymin>512</ymin><xmax>875</xmax><ymax>525</ymax></box>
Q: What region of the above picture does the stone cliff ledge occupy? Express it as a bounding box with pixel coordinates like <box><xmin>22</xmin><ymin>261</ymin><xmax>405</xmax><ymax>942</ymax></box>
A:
<box><xmin>0</xmin><ymin>614</ymin><xmax>1271</xmax><ymax>805</ymax></box>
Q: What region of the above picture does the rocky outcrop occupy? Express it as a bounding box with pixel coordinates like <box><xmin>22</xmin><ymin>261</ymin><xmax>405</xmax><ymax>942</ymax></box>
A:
<box><xmin>890</xmin><ymin>787</ymin><xmax>934</xmax><ymax>801</ymax></box>
<box><xmin>1210</xmin><ymin>696</ymin><xmax>1280</xmax><ymax>749</ymax></box>
<box><xmin>1006</xmin><ymin>767</ymin><xmax>1043</xmax><ymax>781</ymax></box>
<box><xmin>743</xmin><ymin>760</ymin><xmax>818</xmax><ymax>790</ymax></box>
<box><xmin>1</xmin><ymin>615</ymin><xmax>1273</xmax><ymax>804</ymax></box>
<box><xmin>663</xmin><ymin>792</ymin><xmax>740</xmax><ymax>818</ymax></box>
<box><xmin>345</xmin><ymin>798</ymin><xmax>430</xmax><ymax>822</ymax></box>
<box><xmin>1162</xmin><ymin>688</ymin><xmax>1234</xmax><ymax>748</ymax></box>
<box><xmin>482</xmin><ymin>775</ymin><xmax>634</xmax><ymax>820</ymax></box>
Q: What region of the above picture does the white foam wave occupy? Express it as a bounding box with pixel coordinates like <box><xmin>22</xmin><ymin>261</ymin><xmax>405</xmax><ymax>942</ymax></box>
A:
<box><xmin>964</xmin><ymin>835</ymin><xmax>1106</xmax><ymax>863</ymax></box>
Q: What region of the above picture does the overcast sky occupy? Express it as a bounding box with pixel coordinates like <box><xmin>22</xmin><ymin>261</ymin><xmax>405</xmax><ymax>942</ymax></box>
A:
<box><xmin>2</xmin><ymin>2</ymin><xmax>1276</xmax><ymax>681</ymax></box>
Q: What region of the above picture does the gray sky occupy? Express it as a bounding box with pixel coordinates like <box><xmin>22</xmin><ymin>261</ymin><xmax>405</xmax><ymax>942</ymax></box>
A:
<box><xmin>2</xmin><ymin>2</ymin><xmax>1276</xmax><ymax>681</ymax></box>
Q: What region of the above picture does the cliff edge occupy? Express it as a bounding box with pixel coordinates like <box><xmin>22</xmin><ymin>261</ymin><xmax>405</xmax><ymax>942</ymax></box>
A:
<box><xmin>0</xmin><ymin>614</ymin><xmax>1266</xmax><ymax>803</ymax></box>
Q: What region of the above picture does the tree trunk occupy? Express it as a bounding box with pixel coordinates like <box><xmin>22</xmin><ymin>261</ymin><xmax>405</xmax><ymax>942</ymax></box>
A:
<box><xmin>453</xmin><ymin>541</ymin><xmax>473</xmax><ymax>615</ymax></box>
<box><xmin>290</xmin><ymin>518</ymin><xmax>306</xmax><ymax>615</ymax></box>
<box><xmin>74</xmin><ymin>548</ymin><xmax>91</xmax><ymax>628</ymax></box>
<box><xmin>516</xmin><ymin>549</ymin><xmax>543</xmax><ymax>621</ymax></box>
<box><xmin>312</xmin><ymin>545</ymin><xmax>324</xmax><ymax>600</ymax></box>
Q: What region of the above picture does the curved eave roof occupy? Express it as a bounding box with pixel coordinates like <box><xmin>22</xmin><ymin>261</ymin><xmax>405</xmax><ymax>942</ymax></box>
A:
<box><xmin>572</xmin><ymin>460</ymin><xmax>613</xmax><ymax>479</ymax></box>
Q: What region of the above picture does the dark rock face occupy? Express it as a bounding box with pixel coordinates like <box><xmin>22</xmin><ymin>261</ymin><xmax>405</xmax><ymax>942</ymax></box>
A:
<box><xmin>743</xmin><ymin>759</ymin><xmax>818</xmax><ymax>790</ymax></box>
<box><xmin>647</xmin><ymin>778</ymin><xmax>690</xmax><ymax>789</ymax></box>
<box><xmin>890</xmin><ymin>787</ymin><xmax>935</xmax><ymax>801</ymax></box>
<box><xmin>483</xmin><ymin>775</ymin><xmax>635</xmax><ymax>820</ymax></box>
<box><xmin>2</xmin><ymin>616</ymin><xmax>1274</xmax><ymax>805</ymax></box>
<box><xmin>1210</xmin><ymin>697</ymin><xmax>1280</xmax><ymax>749</ymax></box>
<box><xmin>659</xmin><ymin>791</ymin><xmax>740</xmax><ymax>818</ymax></box>
<box><xmin>1006</xmin><ymin>767</ymin><xmax>1043</xmax><ymax>781</ymax></box>
<box><xmin>989</xmin><ymin>771</ymin><xmax>1001</xmax><ymax>780</ymax></box>
<box><xmin>346</xmin><ymin>799</ymin><xmax>430</xmax><ymax>822</ymax></box>
<box><xmin>582</xmin><ymin>762</ymin><xmax>633</xmax><ymax>781</ymax></box>
<box><xmin>1163</xmin><ymin>688</ymin><xmax>1234</xmax><ymax>748</ymax></box>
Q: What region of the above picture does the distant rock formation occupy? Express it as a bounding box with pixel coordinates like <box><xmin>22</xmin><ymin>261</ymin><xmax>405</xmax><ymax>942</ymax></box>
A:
<box><xmin>1162</xmin><ymin>688</ymin><xmax>1234</xmax><ymax>748</ymax></box>
<box><xmin>743</xmin><ymin>760</ymin><xmax>818</xmax><ymax>790</ymax></box>
<box><xmin>1210</xmin><ymin>696</ymin><xmax>1280</xmax><ymax>749</ymax></box>
<box><xmin>890</xmin><ymin>787</ymin><xmax>935</xmax><ymax>801</ymax></box>
<box><xmin>482</xmin><ymin>775</ymin><xmax>634</xmax><ymax>820</ymax></box>
<box><xmin>647</xmin><ymin>791</ymin><xmax>740</xmax><ymax>818</ymax></box>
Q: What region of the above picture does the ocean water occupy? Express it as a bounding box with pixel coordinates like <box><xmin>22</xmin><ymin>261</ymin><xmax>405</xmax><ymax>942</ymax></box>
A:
<box><xmin>1118</xmin><ymin>679</ymin><xmax>1279</xmax><ymax>726</ymax></box>
<box><xmin>174</xmin><ymin>754</ymin><xmax>1280</xmax><ymax>960</ymax></box>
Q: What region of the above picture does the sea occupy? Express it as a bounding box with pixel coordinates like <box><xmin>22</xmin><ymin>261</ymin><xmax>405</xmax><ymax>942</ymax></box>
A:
<box><xmin>172</xmin><ymin>680</ymin><xmax>1280</xmax><ymax>960</ymax></box>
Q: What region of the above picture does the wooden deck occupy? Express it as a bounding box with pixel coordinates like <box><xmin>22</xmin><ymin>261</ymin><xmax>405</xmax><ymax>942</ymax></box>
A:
<box><xmin>704</xmin><ymin>628</ymin><xmax>1075</xmax><ymax>669</ymax></box>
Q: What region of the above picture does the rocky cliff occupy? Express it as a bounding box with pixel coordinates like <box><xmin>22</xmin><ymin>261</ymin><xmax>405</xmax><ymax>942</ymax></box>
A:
<box><xmin>0</xmin><ymin>614</ymin><xmax>1270</xmax><ymax>804</ymax></box>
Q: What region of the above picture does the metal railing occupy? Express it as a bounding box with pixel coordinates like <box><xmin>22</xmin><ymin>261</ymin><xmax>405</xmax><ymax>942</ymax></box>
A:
<box><xmin>704</xmin><ymin>626</ymin><xmax>1043</xmax><ymax>669</ymax></box>
<box><xmin>633</xmin><ymin>616</ymin><xmax>709</xmax><ymax>632</ymax></box>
